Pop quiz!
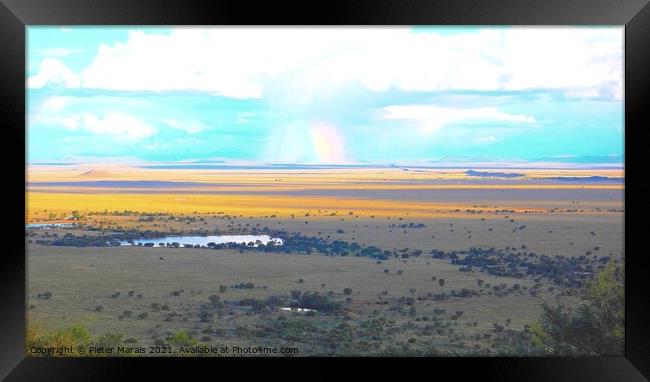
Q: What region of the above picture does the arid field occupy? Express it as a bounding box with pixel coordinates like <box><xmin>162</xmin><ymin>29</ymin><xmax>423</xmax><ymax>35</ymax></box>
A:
<box><xmin>25</xmin><ymin>165</ymin><xmax>624</xmax><ymax>356</ymax></box>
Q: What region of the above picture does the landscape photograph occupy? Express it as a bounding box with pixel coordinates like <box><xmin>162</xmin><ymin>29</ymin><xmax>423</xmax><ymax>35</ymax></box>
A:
<box><xmin>25</xmin><ymin>26</ymin><xmax>624</xmax><ymax>357</ymax></box>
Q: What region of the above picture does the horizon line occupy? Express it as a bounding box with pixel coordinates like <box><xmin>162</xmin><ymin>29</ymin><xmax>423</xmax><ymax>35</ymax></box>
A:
<box><xmin>26</xmin><ymin>160</ymin><xmax>625</xmax><ymax>170</ymax></box>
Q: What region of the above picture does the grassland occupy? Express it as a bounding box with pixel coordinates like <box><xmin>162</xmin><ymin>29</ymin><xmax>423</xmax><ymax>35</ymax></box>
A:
<box><xmin>25</xmin><ymin>165</ymin><xmax>624</xmax><ymax>356</ymax></box>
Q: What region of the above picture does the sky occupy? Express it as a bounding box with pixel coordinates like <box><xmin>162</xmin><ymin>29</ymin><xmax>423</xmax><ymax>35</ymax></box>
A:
<box><xmin>26</xmin><ymin>26</ymin><xmax>624</xmax><ymax>166</ymax></box>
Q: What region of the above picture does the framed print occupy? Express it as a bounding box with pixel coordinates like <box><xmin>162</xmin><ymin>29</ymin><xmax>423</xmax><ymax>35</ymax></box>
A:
<box><xmin>1</xmin><ymin>0</ymin><xmax>649</xmax><ymax>380</ymax></box>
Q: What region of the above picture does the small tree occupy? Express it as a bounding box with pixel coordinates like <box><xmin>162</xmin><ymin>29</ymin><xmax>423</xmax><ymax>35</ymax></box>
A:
<box><xmin>343</xmin><ymin>288</ymin><xmax>353</xmax><ymax>296</ymax></box>
<box><xmin>438</xmin><ymin>279</ymin><xmax>445</xmax><ymax>287</ymax></box>
<box><xmin>290</xmin><ymin>290</ymin><xmax>302</xmax><ymax>300</ymax></box>
<box><xmin>167</xmin><ymin>331</ymin><xmax>198</xmax><ymax>347</ymax></box>
<box><xmin>530</xmin><ymin>263</ymin><xmax>624</xmax><ymax>355</ymax></box>
<box><xmin>93</xmin><ymin>333</ymin><xmax>123</xmax><ymax>349</ymax></box>
<box><xmin>208</xmin><ymin>295</ymin><xmax>221</xmax><ymax>306</ymax></box>
<box><xmin>199</xmin><ymin>306</ymin><xmax>213</xmax><ymax>322</ymax></box>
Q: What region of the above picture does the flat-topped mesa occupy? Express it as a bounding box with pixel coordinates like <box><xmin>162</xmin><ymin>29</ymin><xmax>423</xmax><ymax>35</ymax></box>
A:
<box><xmin>78</xmin><ymin>169</ymin><xmax>114</xmax><ymax>178</ymax></box>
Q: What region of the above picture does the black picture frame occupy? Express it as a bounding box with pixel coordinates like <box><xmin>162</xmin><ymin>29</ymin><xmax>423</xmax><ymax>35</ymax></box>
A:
<box><xmin>2</xmin><ymin>0</ymin><xmax>649</xmax><ymax>380</ymax></box>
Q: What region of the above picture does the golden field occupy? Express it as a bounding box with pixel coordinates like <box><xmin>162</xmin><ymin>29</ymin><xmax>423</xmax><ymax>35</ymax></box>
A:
<box><xmin>26</xmin><ymin>165</ymin><xmax>623</xmax><ymax>220</ymax></box>
<box><xmin>25</xmin><ymin>164</ymin><xmax>624</xmax><ymax>355</ymax></box>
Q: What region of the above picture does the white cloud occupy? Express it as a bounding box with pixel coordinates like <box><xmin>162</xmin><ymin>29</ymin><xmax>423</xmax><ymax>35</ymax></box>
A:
<box><xmin>31</xmin><ymin>112</ymin><xmax>155</xmax><ymax>140</ymax></box>
<box><xmin>165</xmin><ymin>119</ymin><xmax>204</xmax><ymax>133</ymax></box>
<box><xmin>28</xmin><ymin>27</ymin><xmax>623</xmax><ymax>100</ymax></box>
<box><xmin>80</xmin><ymin>113</ymin><xmax>156</xmax><ymax>139</ymax></box>
<box><xmin>473</xmin><ymin>135</ymin><xmax>497</xmax><ymax>145</ymax></box>
<box><xmin>236</xmin><ymin>112</ymin><xmax>255</xmax><ymax>124</ymax></box>
<box><xmin>141</xmin><ymin>141</ymin><xmax>170</xmax><ymax>150</ymax></box>
<box><xmin>29</xmin><ymin>113</ymin><xmax>79</xmax><ymax>130</ymax></box>
<box><xmin>381</xmin><ymin>105</ymin><xmax>535</xmax><ymax>133</ymax></box>
<box><xmin>27</xmin><ymin>58</ymin><xmax>80</xmax><ymax>89</ymax></box>
<box><xmin>61</xmin><ymin>117</ymin><xmax>79</xmax><ymax>130</ymax></box>
<box><xmin>33</xmin><ymin>113</ymin><xmax>156</xmax><ymax>139</ymax></box>
<box><xmin>38</xmin><ymin>96</ymin><xmax>72</xmax><ymax>113</ymax></box>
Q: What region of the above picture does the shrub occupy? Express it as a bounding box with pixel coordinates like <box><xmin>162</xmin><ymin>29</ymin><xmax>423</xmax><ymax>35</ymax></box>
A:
<box><xmin>199</xmin><ymin>307</ymin><xmax>213</xmax><ymax>323</ymax></box>
<box><xmin>93</xmin><ymin>333</ymin><xmax>123</xmax><ymax>349</ymax></box>
<box><xmin>293</xmin><ymin>292</ymin><xmax>342</xmax><ymax>313</ymax></box>
<box><xmin>208</xmin><ymin>295</ymin><xmax>221</xmax><ymax>306</ymax></box>
<box><xmin>290</xmin><ymin>290</ymin><xmax>302</xmax><ymax>300</ymax></box>
<box><xmin>27</xmin><ymin>325</ymin><xmax>91</xmax><ymax>357</ymax></box>
<box><xmin>530</xmin><ymin>263</ymin><xmax>624</xmax><ymax>355</ymax></box>
<box><xmin>167</xmin><ymin>331</ymin><xmax>197</xmax><ymax>347</ymax></box>
<box><xmin>239</xmin><ymin>298</ymin><xmax>268</xmax><ymax>312</ymax></box>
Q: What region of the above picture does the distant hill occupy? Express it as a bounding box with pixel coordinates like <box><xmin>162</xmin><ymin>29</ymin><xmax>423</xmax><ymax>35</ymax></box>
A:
<box><xmin>465</xmin><ymin>170</ymin><xmax>524</xmax><ymax>178</ymax></box>
<box><xmin>78</xmin><ymin>169</ymin><xmax>113</xmax><ymax>178</ymax></box>
<box><xmin>543</xmin><ymin>176</ymin><xmax>624</xmax><ymax>183</ymax></box>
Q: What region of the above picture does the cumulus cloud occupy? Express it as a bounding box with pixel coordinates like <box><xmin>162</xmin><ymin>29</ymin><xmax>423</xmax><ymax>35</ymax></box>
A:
<box><xmin>165</xmin><ymin>119</ymin><xmax>204</xmax><ymax>133</ymax></box>
<box><xmin>38</xmin><ymin>96</ymin><xmax>72</xmax><ymax>113</ymax></box>
<box><xmin>236</xmin><ymin>112</ymin><xmax>255</xmax><ymax>124</ymax></box>
<box><xmin>29</xmin><ymin>113</ymin><xmax>80</xmax><ymax>131</ymax></box>
<box><xmin>473</xmin><ymin>135</ymin><xmax>497</xmax><ymax>145</ymax></box>
<box><xmin>381</xmin><ymin>105</ymin><xmax>535</xmax><ymax>133</ymax></box>
<box><xmin>28</xmin><ymin>58</ymin><xmax>80</xmax><ymax>89</ymax></box>
<box><xmin>80</xmin><ymin>113</ymin><xmax>156</xmax><ymax>139</ymax></box>
<box><xmin>27</xmin><ymin>27</ymin><xmax>623</xmax><ymax>100</ymax></box>
<box><xmin>61</xmin><ymin>116</ymin><xmax>79</xmax><ymax>130</ymax></box>
<box><xmin>32</xmin><ymin>112</ymin><xmax>156</xmax><ymax>140</ymax></box>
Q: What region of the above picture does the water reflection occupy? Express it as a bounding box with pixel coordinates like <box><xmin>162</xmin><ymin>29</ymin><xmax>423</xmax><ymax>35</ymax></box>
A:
<box><xmin>120</xmin><ymin>235</ymin><xmax>283</xmax><ymax>247</ymax></box>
